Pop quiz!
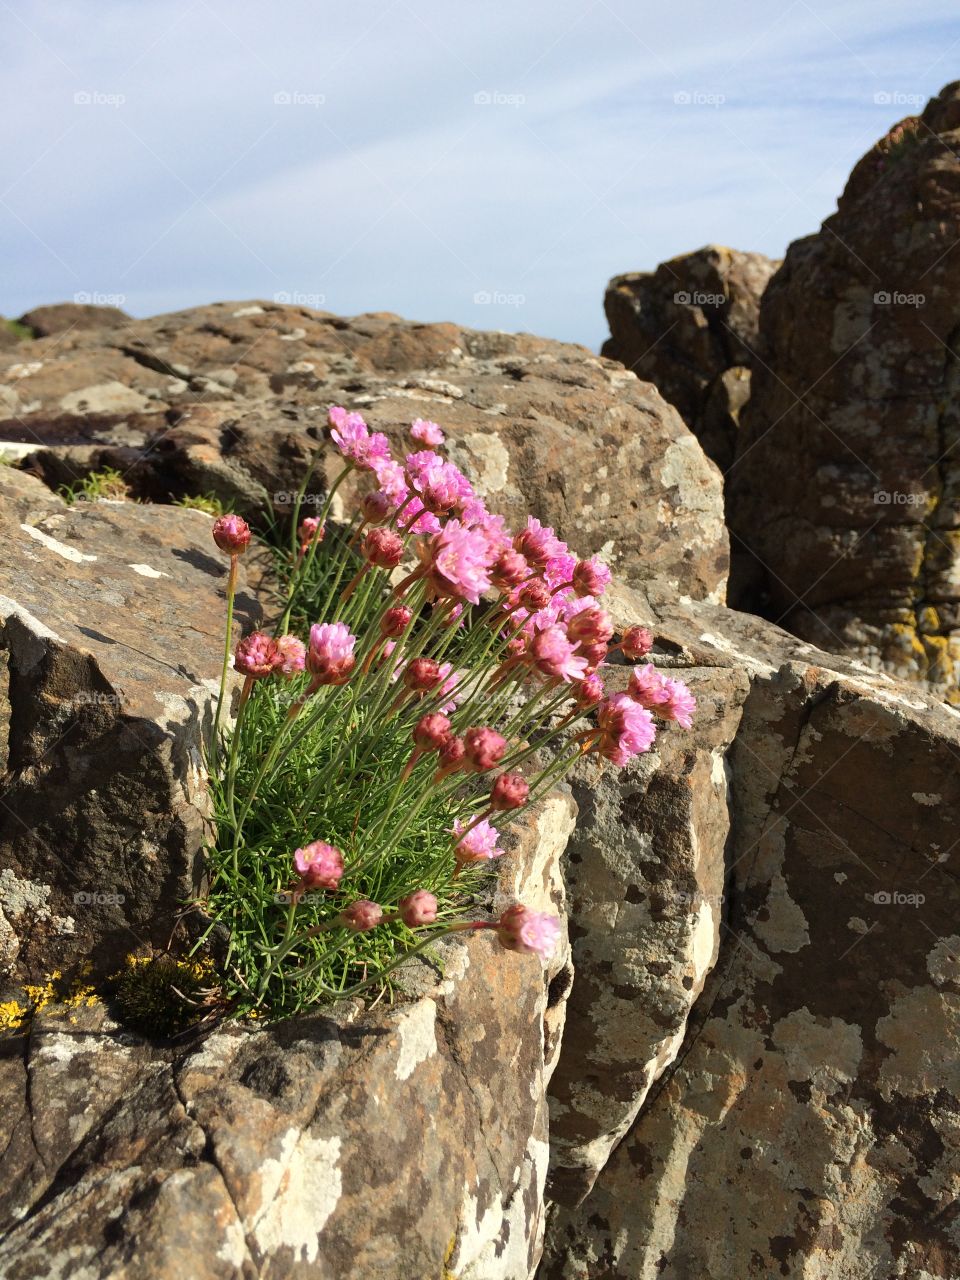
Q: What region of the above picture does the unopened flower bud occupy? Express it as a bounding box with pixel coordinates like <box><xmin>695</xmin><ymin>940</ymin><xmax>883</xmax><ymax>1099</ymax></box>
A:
<box><xmin>234</xmin><ymin>631</ymin><xmax>282</xmax><ymax>678</ymax></box>
<box><xmin>575</xmin><ymin>671</ymin><xmax>605</xmax><ymax>707</ymax></box>
<box><xmin>566</xmin><ymin>607</ymin><xmax>614</xmax><ymax>646</ymax></box>
<box><xmin>363</xmin><ymin>527</ymin><xmax>405</xmax><ymax>569</ymax></box>
<box><xmin>571</xmin><ymin>556</ymin><xmax>611</xmax><ymax>598</ymax></box>
<box><xmin>399</xmin><ymin>890</ymin><xmax>438</xmax><ymax>926</ymax></box>
<box><xmin>213</xmin><ymin>514</ymin><xmax>251</xmax><ymax>555</ymax></box>
<box><xmin>519</xmin><ymin>580</ymin><xmax>552</xmax><ymax>612</ymax></box>
<box><xmin>490</xmin><ymin>772</ymin><xmax>529</xmax><ymax>811</ymax></box>
<box><xmin>404</xmin><ymin>657</ymin><xmax>442</xmax><ymax>692</ymax></box>
<box><xmin>492</xmin><ymin>548</ymin><xmax>530</xmax><ymax>590</ymax></box>
<box><xmin>436</xmin><ymin>735</ymin><xmax>466</xmax><ymax>777</ymax></box>
<box><xmin>340</xmin><ymin>900</ymin><xmax>383</xmax><ymax>931</ymax></box>
<box><xmin>414</xmin><ymin>712</ymin><xmax>452</xmax><ymax>751</ymax></box>
<box><xmin>463</xmin><ymin>726</ymin><xmax>507</xmax><ymax>773</ymax></box>
<box><xmin>298</xmin><ymin>516</ymin><xmax>325</xmax><ymax>545</ymax></box>
<box><xmin>381</xmin><ymin>605</ymin><xmax>413</xmax><ymax>638</ymax></box>
<box><xmin>361</xmin><ymin>491</ymin><xmax>393</xmax><ymax>524</ymax></box>
<box><xmin>621</xmin><ymin>625</ymin><xmax>653</xmax><ymax>660</ymax></box>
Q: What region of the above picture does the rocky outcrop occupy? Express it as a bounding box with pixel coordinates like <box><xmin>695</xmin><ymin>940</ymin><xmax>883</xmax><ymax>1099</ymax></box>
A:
<box><xmin>18</xmin><ymin>302</ymin><xmax>131</xmax><ymax>338</ymax></box>
<box><xmin>0</xmin><ymin>303</ymin><xmax>728</xmax><ymax>605</ymax></box>
<box><xmin>729</xmin><ymin>82</ymin><xmax>960</xmax><ymax>702</ymax></box>
<box><xmin>602</xmin><ymin>246</ymin><xmax>779</xmax><ymax>471</ymax></box>
<box><xmin>541</xmin><ymin>585</ymin><xmax>960</xmax><ymax>1279</ymax></box>
<box><xmin>0</xmin><ymin>796</ymin><xmax>576</xmax><ymax>1280</ymax></box>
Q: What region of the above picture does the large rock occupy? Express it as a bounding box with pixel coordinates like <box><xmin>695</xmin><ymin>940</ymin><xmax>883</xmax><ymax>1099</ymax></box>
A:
<box><xmin>0</xmin><ymin>469</ymin><xmax>258</xmax><ymax>982</ymax></box>
<box><xmin>0</xmin><ymin>795</ymin><xmax>576</xmax><ymax>1280</ymax></box>
<box><xmin>541</xmin><ymin>585</ymin><xmax>960</xmax><ymax>1279</ymax></box>
<box><xmin>602</xmin><ymin>246</ymin><xmax>779</xmax><ymax>471</ymax></box>
<box><xmin>730</xmin><ymin>82</ymin><xmax>960</xmax><ymax>702</ymax></box>
<box><xmin>0</xmin><ymin>303</ymin><xmax>728</xmax><ymax>604</ymax></box>
<box><xmin>18</xmin><ymin>302</ymin><xmax>131</xmax><ymax>338</ymax></box>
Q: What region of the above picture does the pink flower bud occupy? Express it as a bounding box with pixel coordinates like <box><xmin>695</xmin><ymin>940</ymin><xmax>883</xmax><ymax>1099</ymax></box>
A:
<box><xmin>514</xmin><ymin>518</ymin><xmax>563</xmax><ymax>571</ymax></box>
<box><xmin>275</xmin><ymin>634</ymin><xmax>306</xmax><ymax>676</ymax></box>
<box><xmin>414</xmin><ymin>712</ymin><xmax>452</xmax><ymax>751</ymax></box>
<box><xmin>566</xmin><ymin>607</ymin><xmax>614</xmax><ymax>647</ymax></box>
<box><xmin>463</xmin><ymin>726</ymin><xmax>507</xmax><ymax>773</ymax></box>
<box><xmin>575</xmin><ymin>671</ymin><xmax>605</xmax><ymax>708</ymax></box>
<box><xmin>491</xmin><ymin>548</ymin><xmax>529</xmax><ymax>590</ymax></box>
<box><xmin>298</xmin><ymin>516</ymin><xmax>325</xmax><ymax>546</ymax></box>
<box><xmin>436</xmin><ymin>735</ymin><xmax>466</xmax><ymax>777</ymax></box>
<box><xmin>234</xmin><ymin>631</ymin><xmax>282</xmax><ymax>678</ymax></box>
<box><xmin>340</xmin><ymin>899</ymin><xmax>383</xmax><ymax>931</ymax></box>
<box><xmin>213</xmin><ymin>514</ymin><xmax>251</xmax><ymax>555</ymax></box>
<box><xmin>293</xmin><ymin>840</ymin><xmax>344</xmax><ymax>890</ymax></box>
<box><xmin>621</xmin><ymin>625</ymin><xmax>653</xmax><ymax>660</ymax></box>
<box><xmin>519</xmin><ymin>580</ymin><xmax>552</xmax><ymax>612</ymax></box>
<box><xmin>490</xmin><ymin>772</ymin><xmax>529</xmax><ymax>811</ymax></box>
<box><xmin>363</xmin><ymin>527</ymin><xmax>405</xmax><ymax>569</ymax></box>
<box><xmin>404</xmin><ymin>657</ymin><xmax>442</xmax><ymax>692</ymax></box>
<box><xmin>572</xmin><ymin>556</ymin><xmax>611</xmax><ymax>598</ymax></box>
<box><xmin>410</xmin><ymin>418</ymin><xmax>445</xmax><ymax>447</ymax></box>
<box><xmin>361</xmin><ymin>491</ymin><xmax>394</xmax><ymax>524</ymax></box>
<box><xmin>399</xmin><ymin>890</ymin><xmax>438</xmax><ymax>926</ymax></box>
<box><xmin>381</xmin><ymin>605</ymin><xmax>413</xmax><ymax>637</ymax></box>
<box><xmin>578</xmin><ymin>641</ymin><xmax>609</xmax><ymax>671</ymax></box>
<box><xmin>495</xmin><ymin>904</ymin><xmax>560</xmax><ymax>960</ymax></box>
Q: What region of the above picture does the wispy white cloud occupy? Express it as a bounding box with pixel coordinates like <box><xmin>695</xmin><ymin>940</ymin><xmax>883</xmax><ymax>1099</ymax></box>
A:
<box><xmin>0</xmin><ymin>0</ymin><xmax>957</xmax><ymax>347</ymax></box>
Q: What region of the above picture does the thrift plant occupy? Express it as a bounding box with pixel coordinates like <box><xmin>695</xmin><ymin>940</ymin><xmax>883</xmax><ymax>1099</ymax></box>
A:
<box><xmin>199</xmin><ymin>408</ymin><xmax>695</xmax><ymax>1019</ymax></box>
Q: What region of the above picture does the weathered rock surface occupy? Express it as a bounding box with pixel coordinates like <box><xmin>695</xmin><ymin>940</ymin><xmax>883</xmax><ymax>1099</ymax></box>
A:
<box><xmin>602</xmin><ymin>246</ymin><xmax>779</xmax><ymax>471</ymax></box>
<box><xmin>0</xmin><ymin>795</ymin><xmax>575</xmax><ymax>1280</ymax></box>
<box><xmin>730</xmin><ymin>82</ymin><xmax>960</xmax><ymax>702</ymax></box>
<box><xmin>541</xmin><ymin>584</ymin><xmax>960</xmax><ymax>1279</ymax></box>
<box><xmin>19</xmin><ymin>301</ymin><xmax>132</xmax><ymax>338</ymax></box>
<box><xmin>0</xmin><ymin>468</ymin><xmax>259</xmax><ymax>982</ymax></box>
<box><xmin>0</xmin><ymin>303</ymin><xmax>728</xmax><ymax>604</ymax></box>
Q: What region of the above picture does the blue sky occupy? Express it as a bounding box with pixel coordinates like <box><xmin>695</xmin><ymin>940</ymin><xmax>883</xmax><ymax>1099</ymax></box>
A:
<box><xmin>2</xmin><ymin>1</ymin><xmax>958</xmax><ymax>348</ymax></box>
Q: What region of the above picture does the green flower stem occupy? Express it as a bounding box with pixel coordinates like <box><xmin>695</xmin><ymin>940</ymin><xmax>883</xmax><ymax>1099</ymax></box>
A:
<box><xmin>210</xmin><ymin>553</ymin><xmax>240</xmax><ymax>768</ymax></box>
<box><xmin>277</xmin><ymin>463</ymin><xmax>353</xmax><ymax>633</ymax></box>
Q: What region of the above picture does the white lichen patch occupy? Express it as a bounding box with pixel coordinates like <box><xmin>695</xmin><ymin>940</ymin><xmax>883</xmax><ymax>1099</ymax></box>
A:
<box><xmin>0</xmin><ymin>868</ymin><xmax>75</xmax><ymax>934</ymax></box>
<box><xmin>912</xmin><ymin>792</ymin><xmax>941</xmax><ymax>806</ymax></box>
<box><xmin>232</xmin><ymin>305</ymin><xmax>264</xmax><ymax>317</ymax></box>
<box><xmin>751</xmin><ymin>871</ymin><xmax>810</xmax><ymax>954</ymax></box>
<box><xmin>20</xmin><ymin>524</ymin><xmax>97</xmax><ymax>564</ymax></box>
<box><xmin>876</xmin><ymin>987</ymin><xmax>960</xmax><ymax>1098</ymax></box>
<box><xmin>927</xmin><ymin>935</ymin><xmax>960</xmax><ymax>987</ymax></box>
<box><xmin>59</xmin><ymin>382</ymin><xmax>153</xmax><ymax>414</ymax></box>
<box><xmin>772</xmin><ymin>1007</ymin><xmax>863</xmax><ymax>1089</ymax></box>
<box><xmin>394</xmin><ymin>998</ymin><xmax>438</xmax><ymax>1081</ymax></box>
<box><xmin>250</xmin><ymin>1129</ymin><xmax>342</xmax><ymax>1262</ymax></box>
<box><xmin>129</xmin><ymin>563</ymin><xmax>168</xmax><ymax>579</ymax></box>
<box><xmin>216</xmin><ymin>1217</ymin><xmax>249</xmax><ymax>1269</ymax></box>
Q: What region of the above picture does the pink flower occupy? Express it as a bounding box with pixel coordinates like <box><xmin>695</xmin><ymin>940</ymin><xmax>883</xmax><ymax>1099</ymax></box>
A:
<box><xmin>464</xmin><ymin>726</ymin><xmax>507</xmax><ymax>772</ymax></box>
<box><xmin>519</xmin><ymin>580</ymin><xmax>552</xmax><ymax>612</ymax></box>
<box><xmin>419</xmin><ymin>520</ymin><xmax>494</xmax><ymax>605</ymax></box>
<box><xmin>404</xmin><ymin>657</ymin><xmax>442</xmax><ymax>691</ymax></box>
<box><xmin>381</xmin><ymin>606</ymin><xmax>413</xmax><ymax>637</ymax></box>
<box><xmin>566</xmin><ymin>606</ymin><xmax>614</xmax><ymax>647</ymax></box>
<box><xmin>275</xmin><ymin>634</ymin><xmax>306</xmax><ymax>677</ymax></box>
<box><xmin>627</xmin><ymin>663</ymin><xmax>671</xmax><ymax>710</ymax></box>
<box><xmin>328</xmin><ymin>405</ymin><xmax>391</xmax><ymax>471</ymax></box>
<box><xmin>298</xmin><ymin>516</ymin><xmax>325</xmax><ymax>546</ymax></box>
<box><xmin>361</xmin><ymin>491</ymin><xmax>393</xmax><ymax>524</ymax></box>
<box><xmin>407</xmin><ymin>453</ymin><xmax>473</xmax><ymax>515</ymax></box>
<box><xmin>234</xmin><ymin>632</ymin><xmax>282</xmax><ymax>678</ymax></box>
<box><xmin>414</xmin><ymin>712</ymin><xmax>452</xmax><ymax>751</ymax></box>
<box><xmin>340</xmin><ymin>900</ymin><xmax>383</xmax><ymax>931</ymax></box>
<box><xmin>372</xmin><ymin>458</ymin><xmax>409</xmax><ymax>507</ymax></box>
<box><xmin>294</xmin><ymin>840</ymin><xmax>344</xmax><ymax>890</ymax></box>
<box><xmin>411</xmin><ymin>418</ymin><xmax>445</xmax><ymax>447</ymax></box>
<box><xmin>436</xmin><ymin>661</ymin><xmax>464</xmax><ymax>714</ymax></box>
<box><xmin>659</xmin><ymin>677</ymin><xmax>696</xmax><ymax>729</ymax></box>
<box><xmin>491</xmin><ymin>548</ymin><xmax>530</xmax><ymax>590</ymax></box>
<box><xmin>530</xmin><ymin>626</ymin><xmax>590</xmax><ymax>683</ymax></box>
<box><xmin>363</xmin><ymin>527</ymin><xmax>405</xmax><ymax>568</ymax></box>
<box><xmin>544</xmin><ymin>553</ymin><xmax>577</xmax><ymax>593</ymax></box>
<box><xmin>495</xmin><ymin>904</ymin><xmax>560</xmax><ymax>960</ymax></box>
<box><xmin>514</xmin><ymin>518</ymin><xmax>565</xmax><ymax>570</ymax></box>
<box><xmin>399</xmin><ymin>890</ymin><xmax>438</xmax><ymax>926</ymax></box>
<box><xmin>572</xmin><ymin>556</ymin><xmax>611</xmax><ymax>598</ymax></box>
<box><xmin>575</xmin><ymin>671</ymin><xmax>605</xmax><ymax>708</ymax></box>
<box><xmin>213</xmin><ymin>514</ymin><xmax>251</xmax><ymax>555</ymax></box>
<box><xmin>621</xmin><ymin>625</ymin><xmax>653</xmax><ymax>660</ymax></box>
<box><xmin>596</xmin><ymin>693</ymin><xmax>656</xmax><ymax>766</ymax></box>
<box><xmin>452</xmin><ymin>817</ymin><xmax>503</xmax><ymax>864</ymax></box>
<box><xmin>490</xmin><ymin>772</ymin><xmax>529</xmax><ymax>811</ymax></box>
<box><xmin>307</xmin><ymin>622</ymin><xmax>357</xmax><ymax>685</ymax></box>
